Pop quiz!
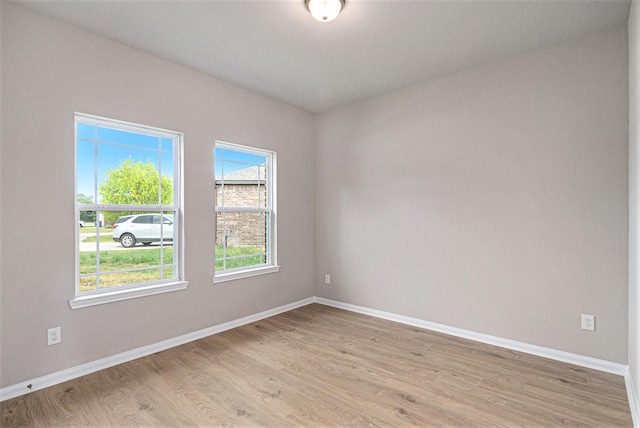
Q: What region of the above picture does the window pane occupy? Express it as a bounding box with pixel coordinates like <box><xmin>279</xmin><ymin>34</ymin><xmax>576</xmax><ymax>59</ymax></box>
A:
<box><xmin>77</xmin><ymin>123</ymin><xmax>95</xmax><ymax>141</ymax></box>
<box><xmin>161</xmin><ymin>138</ymin><xmax>173</xmax><ymax>153</ymax></box>
<box><xmin>216</xmin><ymin>147</ymin><xmax>265</xmax><ymax>166</ymax></box>
<box><xmin>79</xmin><ymin>275</ymin><xmax>97</xmax><ymax>293</ymax></box>
<box><xmin>161</xmin><ymin>152</ymin><xmax>174</xmax><ymax>182</ymax></box>
<box><xmin>98</xmin><ymin>269</ymin><xmax>162</xmax><ymax>289</ymax></box>
<box><xmin>111</xmin><ymin>212</ymin><xmax>174</xmax><ymax>247</ymax></box>
<box><xmin>216</xmin><ymin>182</ymin><xmax>223</xmax><ymax>207</ymax></box>
<box><xmin>97</xmin><ymin>143</ymin><xmax>162</xmax><ymax>205</ymax></box>
<box><xmin>78</xmin><ymin>209</ymin><xmax>100</xmax><ymax>292</ymax></box>
<box><xmin>77</xmin><ymin>140</ymin><xmax>96</xmax><ymax>204</ymax></box>
<box><xmin>217</xmin><ymin>163</ymin><xmax>267</xmax><ymax>208</ymax></box>
<box><xmin>219</xmin><ymin>161</ymin><xmax>265</xmax><ymax>181</ymax></box>
<box><xmin>107</xmin><ymin>210</ymin><xmax>141</xmax><ymax>229</ymax></box>
<box><xmin>161</xmin><ymin>152</ymin><xmax>175</xmax><ymax>206</ymax></box>
<box><xmin>97</xmin><ymin>245</ymin><xmax>174</xmax><ymax>288</ymax></box>
<box><xmin>78</xmin><ymin>210</ymin><xmax>99</xmax><ymax>231</ymax></box>
<box><xmin>216</xmin><ymin>211</ymin><xmax>268</xmax><ymax>271</ymax></box>
<box><xmin>97</xmin><ymin>127</ymin><xmax>159</xmax><ymax>150</ymax></box>
<box><xmin>217</xmin><ymin>211</ymin><xmax>267</xmax><ymax>248</ymax></box>
<box><xmin>163</xmin><ymin>265</ymin><xmax>174</xmax><ymax>279</ymax></box>
<box><xmin>218</xmin><ymin>184</ymin><xmax>264</xmax><ymax>208</ymax></box>
<box><xmin>259</xmin><ymin>165</ymin><xmax>267</xmax><ymax>208</ymax></box>
<box><xmin>215</xmin><ymin>148</ymin><xmax>267</xmax><ymax>181</ymax></box>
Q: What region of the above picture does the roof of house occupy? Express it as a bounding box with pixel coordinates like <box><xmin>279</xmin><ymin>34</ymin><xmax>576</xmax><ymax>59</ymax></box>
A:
<box><xmin>215</xmin><ymin>165</ymin><xmax>266</xmax><ymax>183</ymax></box>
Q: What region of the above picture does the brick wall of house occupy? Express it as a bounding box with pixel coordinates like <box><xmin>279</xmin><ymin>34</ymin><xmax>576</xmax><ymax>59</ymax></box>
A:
<box><xmin>215</xmin><ymin>183</ymin><xmax>267</xmax><ymax>248</ymax></box>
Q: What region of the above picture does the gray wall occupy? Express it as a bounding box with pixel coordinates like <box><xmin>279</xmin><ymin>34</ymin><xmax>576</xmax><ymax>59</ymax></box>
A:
<box><xmin>629</xmin><ymin>0</ymin><xmax>640</xmax><ymax>407</ymax></box>
<box><xmin>1</xmin><ymin>3</ymin><xmax>315</xmax><ymax>387</ymax></box>
<box><xmin>315</xmin><ymin>27</ymin><xmax>629</xmax><ymax>363</ymax></box>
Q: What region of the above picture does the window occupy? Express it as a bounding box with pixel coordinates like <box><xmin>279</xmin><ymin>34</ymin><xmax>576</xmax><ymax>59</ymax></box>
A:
<box><xmin>214</xmin><ymin>141</ymin><xmax>279</xmax><ymax>282</ymax></box>
<box><xmin>72</xmin><ymin>113</ymin><xmax>186</xmax><ymax>309</ymax></box>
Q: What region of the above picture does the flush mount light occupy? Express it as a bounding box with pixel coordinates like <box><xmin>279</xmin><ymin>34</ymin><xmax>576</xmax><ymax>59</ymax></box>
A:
<box><xmin>305</xmin><ymin>0</ymin><xmax>345</xmax><ymax>22</ymax></box>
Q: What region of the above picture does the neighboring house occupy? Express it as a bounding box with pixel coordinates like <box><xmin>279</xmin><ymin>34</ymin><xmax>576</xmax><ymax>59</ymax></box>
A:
<box><xmin>215</xmin><ymin>165</ymin><xmax>267</xmax><ymax>248</ymax></box>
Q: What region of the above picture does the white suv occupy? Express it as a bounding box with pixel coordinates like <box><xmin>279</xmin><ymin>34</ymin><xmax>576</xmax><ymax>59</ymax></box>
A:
<box><xmin>112</xmin><ymin>214</ymin><xmax>174</xmax><ymax>248</ymax></box>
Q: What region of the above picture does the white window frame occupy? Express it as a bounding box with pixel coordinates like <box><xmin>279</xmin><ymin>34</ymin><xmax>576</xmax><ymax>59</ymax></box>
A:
<box><xmin>213</xmin><ymin>141</ymin><xmax>279</xmax><ymax>283</ymax></box>
<box><xmin>71</xmin><ymin>113</ymin><xmax>187</xmax><ymax>309</ymax></box>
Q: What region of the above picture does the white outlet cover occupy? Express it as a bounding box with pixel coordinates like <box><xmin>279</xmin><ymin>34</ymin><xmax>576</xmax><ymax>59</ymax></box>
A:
<box><xmin>47</xmin><ymin>327</ymin><xmax>61</xmax><ymax>345</ymax></box>
<box><xmin>581</xmin><ymin>314</ymin><xmax>595</xmax><ymax>331</ymax></box>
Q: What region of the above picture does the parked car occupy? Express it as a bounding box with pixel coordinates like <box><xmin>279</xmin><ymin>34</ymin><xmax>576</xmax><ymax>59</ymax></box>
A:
<box><xmin>112</xmin><ymin>214</ymin><xmax>174</xmax><ymax>248</ymax></box>
<box><xmin>114</xmin><ymin>215</ymin><xmax>133</xmax><ymax>227</ymax></box>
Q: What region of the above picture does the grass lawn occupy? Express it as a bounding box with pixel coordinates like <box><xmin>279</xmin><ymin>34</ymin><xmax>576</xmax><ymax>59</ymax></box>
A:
<box><xmin>79</xmin><ymin>245</ymin><xmax>264</xmax><ymax>292</ymax></box>
<box><xmin>82</xmin><ymin>234</ymin><xmax>114</xmax><ymax>243</ymax></box>
<box><xmin>80</xmin><ymin>226</ymin><xmax>113</xmax><ymax>234</ymax></box>
<box><xmin>215</xmin><ymin>245</ymin><xmax>266</xmax><ymax>270</ymax></box>
<box><xmin>79</xmin><ymin>247</ymin><xmax>174</xmax><ymax>292</ymax></box>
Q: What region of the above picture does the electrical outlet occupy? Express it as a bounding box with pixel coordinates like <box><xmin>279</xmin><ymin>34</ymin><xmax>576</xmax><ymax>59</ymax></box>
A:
<box><xmin>325</xmin><ymin>274</ymin><xmax>331</xmax><ymax>284</ymax></box>
<box><xmin>581</xmin><ymin>314</ymin><xmax>595</xmax><ymax>331</ymax></box>
<box><xmin>47</xmin><ymin>327</ymin><xmax>61</xmax><ymax>345</ymax></box>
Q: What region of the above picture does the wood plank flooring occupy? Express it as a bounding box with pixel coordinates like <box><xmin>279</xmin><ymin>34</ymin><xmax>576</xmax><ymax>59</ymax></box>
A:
<box><xmin>1</xmin><ymin>304</ymin><xmax>633</xmax><ymax>426</ymax></box>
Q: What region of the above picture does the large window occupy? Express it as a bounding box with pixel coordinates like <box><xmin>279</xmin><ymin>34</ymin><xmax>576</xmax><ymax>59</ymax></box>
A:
<box><xmin>72</xmin><ymin>113</ymin><xmax>186</xmax><ymax>308</ymax></box>
<box><xmin>214</xmin><ymin>141</ymin><xmax>278</xmax><ymax>282</ymax></box>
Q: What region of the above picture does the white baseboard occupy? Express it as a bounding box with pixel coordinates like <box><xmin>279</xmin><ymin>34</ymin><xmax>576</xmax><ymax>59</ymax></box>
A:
<box><xmin>626</xmin><ymin>369</ymin><xmax>640</xmax><ymax>428</ymax></box>
<box><xmin>314</xmin><ymin>297</ymin><xmax>628</xmax><ymax>376</ymax></box>
<box><xmin>0</xmin><ymin>297</ymin><xmax>314</xmax><ymax>402</ymax></box>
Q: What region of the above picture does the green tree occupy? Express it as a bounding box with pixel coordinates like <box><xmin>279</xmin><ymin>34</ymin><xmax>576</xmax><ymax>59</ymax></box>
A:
<box><xmin>77</xmin><ymin>193</ymin><xmax>97</xmax><ymax>223</ymax></box>
<box><xmin>99</xmin><ymin>159</ymin><xmax>173</xmax><ymax>225</ymax></box>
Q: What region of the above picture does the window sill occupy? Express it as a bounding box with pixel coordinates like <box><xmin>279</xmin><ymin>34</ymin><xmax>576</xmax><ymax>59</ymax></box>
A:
<box><xmin>69</xmin><ymin>280</ymin><xmax>189</xmax><ymax>309</ymax></box>
<box><xmin>213</xmin><ymin>265</ymin><xmax>281</xmax><ymax>284</ymax></box>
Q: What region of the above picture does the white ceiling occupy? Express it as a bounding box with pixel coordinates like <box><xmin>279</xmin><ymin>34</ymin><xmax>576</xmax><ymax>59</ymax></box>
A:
<box><xmin>11</xmin><ymin>0</ymin><xmax>631</xmax><ymax>113</ymax></box>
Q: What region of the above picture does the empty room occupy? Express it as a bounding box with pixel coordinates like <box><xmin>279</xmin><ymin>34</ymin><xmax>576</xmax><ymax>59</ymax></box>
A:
<box><xmin>2</xmin><ymin>0</ymin><xmax>640</xmax><ymax>426</ymax></box>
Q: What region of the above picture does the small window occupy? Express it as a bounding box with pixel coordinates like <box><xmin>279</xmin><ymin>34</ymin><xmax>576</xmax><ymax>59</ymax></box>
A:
<box><xmin>72</xmin><ymin>113</ymin><xmax>187</xmax><ymax>308</ymax></box>
<box><xmin>214</xmin><ymin>141</ymin><xmax>279</xmax><ymax>282</ymax></box>
<box><xmin>133</xmin><ymin>215</ymin><xmax>153</xmax><ymax>224</ymax></box>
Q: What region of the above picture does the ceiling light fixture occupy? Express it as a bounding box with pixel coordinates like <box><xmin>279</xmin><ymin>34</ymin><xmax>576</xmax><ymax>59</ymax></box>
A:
<box><xmin>305</xmin><ymin>0</ymin><xmax>344</xmax><ymax>22</ymax></box>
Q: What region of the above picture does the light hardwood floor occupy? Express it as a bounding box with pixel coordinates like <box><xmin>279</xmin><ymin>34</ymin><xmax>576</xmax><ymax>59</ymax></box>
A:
<box><xmin>1</xmin><ymin>304</ymin><xmax>633</xmax><ymax>426</ymax></box>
